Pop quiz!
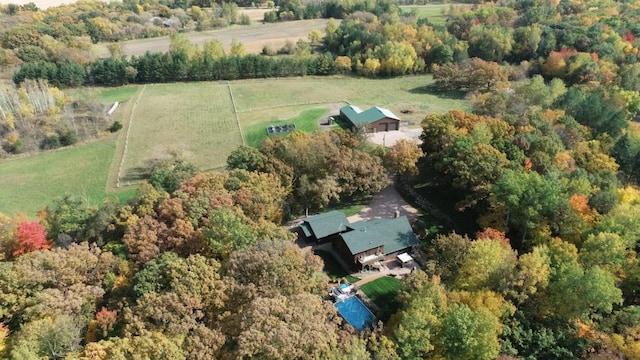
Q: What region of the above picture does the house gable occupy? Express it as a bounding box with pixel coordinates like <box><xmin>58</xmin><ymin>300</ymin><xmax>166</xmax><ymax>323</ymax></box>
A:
<box><xmin>300</xmin><ymin>210</ymin><xmax>349</xmax><ymax>240</ymax></box>
<box><xmin>341</xmin><ymin>216</ymin><xmax>418</xmax><ymax>256</ymax></box>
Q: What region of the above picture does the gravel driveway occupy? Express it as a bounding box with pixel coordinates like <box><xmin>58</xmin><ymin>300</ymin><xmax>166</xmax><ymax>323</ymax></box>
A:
<box><xmin>348</xmin><ymin>183</ymin><xmax>419</xmax><ymax>223</ymax></box>
<box><xmin>367</xmin><ymin>128</ymin><xmax>423</xmax><ymax>147</ymax></box>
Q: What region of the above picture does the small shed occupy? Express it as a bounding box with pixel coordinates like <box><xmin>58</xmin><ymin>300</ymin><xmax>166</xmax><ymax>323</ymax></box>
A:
<box><xmin>397</xmin><ymin>253</ymin><xmax>413</xmax><ymax>268</ymax></box>
<box><xmin>339</xmin><ymin>105</ymin><xmax>400</xmax><ymax>132</ymax></box>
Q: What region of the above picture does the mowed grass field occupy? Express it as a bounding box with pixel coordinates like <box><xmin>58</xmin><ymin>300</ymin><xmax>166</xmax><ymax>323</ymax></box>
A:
<box><xmin>0</xmin><ymin>140</ymin><xmax>117</xmax><ymax>215</ymax></box>
<box><xmin>120</xmin><ymin>82</ymin><xmax>241</xmax><ymax>182</ymax></box>
<box><xmin>232</xmin><ymin>75</ymin><xmax>470</xmax><ymax>126</ymax></box>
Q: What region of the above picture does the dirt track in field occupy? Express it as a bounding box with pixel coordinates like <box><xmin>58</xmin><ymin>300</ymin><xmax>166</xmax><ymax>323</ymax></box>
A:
<box><xmin>96</xmin><ymin>18</ymin><xmax>330</xmax><ymax>57</ymax></box>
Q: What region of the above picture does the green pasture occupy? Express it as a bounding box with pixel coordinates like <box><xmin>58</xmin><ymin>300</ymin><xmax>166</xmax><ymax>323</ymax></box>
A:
<box><xmin>66</xmin><ymin>85</ymin><xmax>140</xmax><ymax>104</ymax></box>
<box><xmin>400</xmin><ymin>4</ymin><xmax>455</xmax><ymax>26</ymax></box>
<box><xmin>0</xmin><ymin>140</ymin><xmax>117</xmax><ymax>216</ymax></box>
<box><xmin>97</xmin><ymin>86</ymin><xmax>140</xmax><ymax>104</ymax></box>
<box><xmin>120</xmin><ymin>82</ymin><xmax>242</xmax><ymax>182</ymax></box>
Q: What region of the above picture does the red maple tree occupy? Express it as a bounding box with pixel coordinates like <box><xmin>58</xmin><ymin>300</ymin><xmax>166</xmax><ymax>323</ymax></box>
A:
<box><xmin>95</xmin><ymin>307</ymin><xmax>117</xmax><ymax>337</ymax></box>
<box><xmin>622</xmin><ymin>30</ymin><xmax>636</xmax><ymax>43</ymax></box>
<box><xmin>12</xmin><ymin>221</ymin><xmax>50</xmax><ymax>257</ymax></box>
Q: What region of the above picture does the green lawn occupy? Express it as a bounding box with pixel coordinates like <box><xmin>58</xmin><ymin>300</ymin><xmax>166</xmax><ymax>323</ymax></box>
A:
<box><xmin>121</xmin><ymin>82</ymin><xmax>242</xmax><ymax>182</ymax></box>
<box><xmin>0</xmin><ymin>140</ymin><xmax>118</xmax><ymax>216</ymax></box>
<box><xmin>314</xmin><ymin>249</ymin><xmax>360</xmax><ymax>283</ymax></box>
<box><xmin>330</xmin><ymin>204</ymin><xmax>366</xmax><ymax>218</ymax></box>
<box><xmin>244</xmin><ymin>108</ymin><xmax>325</xmax><ymax>147</ymax></box>
<box><xmin>360</xmin><ymin>276</ymin><xmax>402</xmax><ymax>321</ymax></box>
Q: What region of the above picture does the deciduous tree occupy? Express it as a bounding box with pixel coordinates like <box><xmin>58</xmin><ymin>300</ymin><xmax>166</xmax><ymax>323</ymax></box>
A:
<box><xmin>224</xmin><ymin>239</ymin><xmax>327</xmax><ymax>298</ymax></box>
<box><xmin>12</xmin><ymin>221</ymin><xmax>49</xmax><ymax>257</ymax></box>
<box><xmin>383</xmin><ymin>139</ymin><xmax>423</xmax><ymax>177</ymax></box>
<box><xmin>234</xmin><ymin>294</ymin><xmax>341</xmax><ymax>359</ymax></box>
<box><xmin>439</xmin><ymin>304</ymin><xmax>501</xmax><ymax>360</ymax></box>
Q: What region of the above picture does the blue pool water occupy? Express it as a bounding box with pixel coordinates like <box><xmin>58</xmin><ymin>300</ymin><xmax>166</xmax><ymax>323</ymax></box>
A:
<box><xmin>334</xmin><ymin>296</ymin><xmax>375</xmax><ymax>331</ymax></box>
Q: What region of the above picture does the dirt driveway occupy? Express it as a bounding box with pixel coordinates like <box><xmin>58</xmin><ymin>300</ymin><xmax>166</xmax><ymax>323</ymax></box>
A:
<box><xmin>348</xmin><ymin>183</ymin><xmax>419</xmax><ymax>223</ymax></box>
<box><xmin>367</xmin><ymin>128</ymin><xmax>423</xmax><ymax>147</ymax></box>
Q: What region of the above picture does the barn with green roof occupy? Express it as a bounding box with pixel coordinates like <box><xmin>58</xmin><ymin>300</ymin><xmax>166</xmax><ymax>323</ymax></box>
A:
<box><xmin>339</xmin><ymin>105</ymin><xmax>400</xmax><ymax>132</ymax></box>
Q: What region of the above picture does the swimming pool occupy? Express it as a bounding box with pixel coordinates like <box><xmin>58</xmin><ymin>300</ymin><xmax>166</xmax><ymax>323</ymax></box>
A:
<box><xmin>334</xmin><ymin>296</ymin><xmax>375</xmax><ymax>331</ymax></box>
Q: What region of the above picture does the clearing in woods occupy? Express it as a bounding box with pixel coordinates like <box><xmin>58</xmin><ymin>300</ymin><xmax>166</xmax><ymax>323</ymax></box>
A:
<box><xmin>400</xmin><ymin>4</ymin><xmax>462</xmax><ymax>25</ymax></box>
<box><xmin>116</xmin><ymin>75</ymin><xmax>468</xmax><ymax>187</ymax></box>
<box><xmin>232</xmin><ymin>75</ymin><xmax>469</xmax><ymax>127</ymax></box>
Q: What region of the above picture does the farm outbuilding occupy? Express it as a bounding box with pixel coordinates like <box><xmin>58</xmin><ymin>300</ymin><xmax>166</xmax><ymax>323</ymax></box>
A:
<box><xmin>339</xmin><ymin>105</ymin><xmax>400</xmax><ymax>132</ymax></box>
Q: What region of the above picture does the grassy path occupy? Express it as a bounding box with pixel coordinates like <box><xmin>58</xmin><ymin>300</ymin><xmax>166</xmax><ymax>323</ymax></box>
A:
<box><xmin>114</xmin><ymin>84</ymin><xmax>146</xmax><ymax>189</ymax></box>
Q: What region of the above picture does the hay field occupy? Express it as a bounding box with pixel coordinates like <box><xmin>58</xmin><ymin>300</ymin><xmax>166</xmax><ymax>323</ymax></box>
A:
<box><xmin>119</xmin><ymin>82</ymin><xmax>241</xmax><ymax>183</ymax></box>
<box><xmin>96</xmin><ymin>18</ymin><xmax>330</xmax><ymax>57</ymax></box>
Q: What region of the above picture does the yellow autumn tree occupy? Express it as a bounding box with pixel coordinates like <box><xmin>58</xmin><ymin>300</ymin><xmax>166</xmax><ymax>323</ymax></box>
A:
<box><xmin>383</xmin><ymin>139</ymin><xmax>424</xmax><ymax>176</ymax></box>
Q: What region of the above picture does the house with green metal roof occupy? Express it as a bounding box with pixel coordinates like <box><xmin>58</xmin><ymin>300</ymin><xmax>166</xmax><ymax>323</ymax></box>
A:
<box><xmin>339</xmin><ymin>105</ymin><xmax>401</xmax><ymax>132</ymax></box>
<box><xmin>333</xmin><ymin>216</ymin><xmax>418</xmax><ymax>270</ymax></box>
<box><xmin>298</xmin><ymin>210</ymin><xmax>350</xmax><ymax>243</ymax></box>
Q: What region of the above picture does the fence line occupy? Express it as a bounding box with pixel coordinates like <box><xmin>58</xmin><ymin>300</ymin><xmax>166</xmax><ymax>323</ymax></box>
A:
<box><xmin>236</xmin><ymin>99</ymin><xmax>347</xmax><ymax>114</ymax></box>
<box><xmin>226</xmin><ymin>81</ymin><xmax>245</xmax><ymax>146</ymax></box>
<box><xmin>116</xmin><ymin>84</ymin><xmax>146</xmax><ymax>188</ymax></box>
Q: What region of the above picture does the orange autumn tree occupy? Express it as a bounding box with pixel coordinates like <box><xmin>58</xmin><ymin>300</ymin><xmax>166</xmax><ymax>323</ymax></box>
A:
<box><xmin>13</xmin><ymin>221</ymin><xmax>50</xmax><ymax>257</ymax></box>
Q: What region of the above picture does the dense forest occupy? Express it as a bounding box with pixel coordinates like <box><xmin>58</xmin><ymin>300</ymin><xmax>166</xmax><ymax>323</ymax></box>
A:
<box><xmin>3</xmin><ymin>0</ymin><xmax>640</xmax><ymax>359</ymax></box>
